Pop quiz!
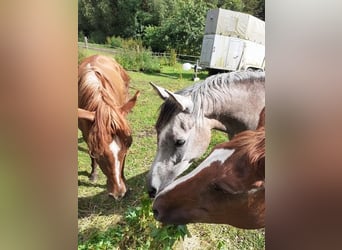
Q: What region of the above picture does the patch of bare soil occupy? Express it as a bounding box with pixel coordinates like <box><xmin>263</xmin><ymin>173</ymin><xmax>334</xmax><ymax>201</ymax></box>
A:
<box><xmin>174</xmin><ymin>235</ymin><xmax>202</xmax><ymax>250</ymax></box>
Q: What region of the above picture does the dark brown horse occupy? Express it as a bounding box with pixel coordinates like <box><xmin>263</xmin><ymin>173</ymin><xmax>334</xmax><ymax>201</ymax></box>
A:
<box><xmin>152</xmin><ymin>108</ymin><xmax>265</xmax><ymax>229</ymax></box>
<box><xmin>78</xmin><ymin>55</ymin><xmax>139</xmax><ymax>199</ymax></box>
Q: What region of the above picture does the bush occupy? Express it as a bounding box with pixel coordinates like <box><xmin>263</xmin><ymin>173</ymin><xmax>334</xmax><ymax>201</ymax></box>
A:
<box><xmin>78</xmin><ymin>31</ymin><xmax>85</xmax><ymax>42</ymax></box>
<box><xmin>122</xmin><ymin>38</ymin><xmax>143</xmax><ymax>51</ymax></box>
<box><xmin>115</xmin><ymin>46</ymin><xmax>161</xmax><ymax>73</ymax></box>
<box><xmin>169</xmin><ymin>49</ymin><xmax>177</xmax><ymax>66</ymax></box>
<box><xmin>78</xmin><ymin>37</ymin><xmax>162</xmax><ymax>73</ymax></box>
<box><xmin>89</xmin><ymin>31</ymin><xmax>106</xmax><ymax>44</ymax></box>
<box><xmin>105</xmin><ymin>36</ymin><xmax>123</xmax><ymax>48</ymax></box>
<box><xmin>116</xmin><ymin>50</ymin><xmax>139</xmax><ymax>71</ymax></box>
<box><xmin>142</xmin><ymin>26</ymin><xmax>167</xmax><ymax>52</ymax></box>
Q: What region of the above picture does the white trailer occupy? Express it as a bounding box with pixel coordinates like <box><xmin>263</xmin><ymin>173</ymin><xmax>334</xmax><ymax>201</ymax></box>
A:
<box><xmin>199</xmin><ymin>8</ymin><xmax>265</xmax><ymax>73</ymax></box>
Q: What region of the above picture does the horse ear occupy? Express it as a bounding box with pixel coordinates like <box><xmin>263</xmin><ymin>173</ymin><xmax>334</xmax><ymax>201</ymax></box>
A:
<box><xmin>78</xmin><ymin>108</ymin><xmax>95</xmax><ymax>122</ymax></box>
<box><xmin>165</xmin><ymin>90</ymin><xmax>194</xmax><ymax>113</ymax></box>
<box><xmin>150</xmin><ymin>82</ymin><xmax>169</xmax><ymax>100</ymax></box>
<box><xmin>120</xmin><ymin>91</ymin><xmax>140</xmax><ymax>115</ymax></box>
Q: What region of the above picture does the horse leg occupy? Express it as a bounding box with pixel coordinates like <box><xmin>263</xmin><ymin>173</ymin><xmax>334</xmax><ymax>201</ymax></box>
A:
<box><xmin>89</xmin><ymin>157</ymin><xmax>98</xmax><ymax>182</ymax></box>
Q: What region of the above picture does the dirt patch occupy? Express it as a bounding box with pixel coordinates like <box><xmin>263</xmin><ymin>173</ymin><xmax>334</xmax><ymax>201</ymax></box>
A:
<box><xmin>174</xmin><ymin>235</ymin><xmax>202</xmax><ymax>250</ymax></box>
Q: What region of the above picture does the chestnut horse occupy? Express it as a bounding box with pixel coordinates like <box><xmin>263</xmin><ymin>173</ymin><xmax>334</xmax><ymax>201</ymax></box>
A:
<box><xmin>152</xmin><ymin>108</ymin><xmax>265</xmax><ymax>229</ymax></box>
<box><xmin>78</xmin><ymin>55</ymin><xmax>139</xmax><ymax>199</ymax></box>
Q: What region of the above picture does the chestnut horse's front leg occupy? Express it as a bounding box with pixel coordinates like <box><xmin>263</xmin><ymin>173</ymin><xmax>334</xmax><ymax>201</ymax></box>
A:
<box><xmin>89</xmin><ymin>157</ymin><xmax>98</xmax><ymax>182</ymax></box>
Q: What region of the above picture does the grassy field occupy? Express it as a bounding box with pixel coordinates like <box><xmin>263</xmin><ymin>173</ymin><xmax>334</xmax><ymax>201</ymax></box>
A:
<box><xmin>78</xmin><ymin>51</ymin><xmax>265</xmax><ymax>249</ymax></box>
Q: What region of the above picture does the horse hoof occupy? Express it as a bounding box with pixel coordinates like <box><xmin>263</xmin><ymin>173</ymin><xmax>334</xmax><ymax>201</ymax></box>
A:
<box><xmin>89</xmin><ymin>175</ymin><xmax>97</xmax><ymax>182</ymax></box>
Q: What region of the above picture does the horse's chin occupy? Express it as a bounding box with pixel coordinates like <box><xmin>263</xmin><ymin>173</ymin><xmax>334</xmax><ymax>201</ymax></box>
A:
<box><xmin>157</xmin><ymin>216</ymin><xmax>190</xmax><ymax>226</ymax></box>
<box><xmin>156</xmin><ymin>207</ymin><xmax>195</xmax><ymax>225</ymax></box>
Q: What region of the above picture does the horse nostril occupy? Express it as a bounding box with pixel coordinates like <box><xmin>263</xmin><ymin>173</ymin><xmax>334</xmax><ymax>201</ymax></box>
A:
<box><xmin>148</xmin><ymin>187</ymin><xmax>157</xmax><ymax>198</ymax></box>
<box><xmin>153</xmin><ymin>209</ymin><xmax>159</xmax><ymax>219</ymax></box>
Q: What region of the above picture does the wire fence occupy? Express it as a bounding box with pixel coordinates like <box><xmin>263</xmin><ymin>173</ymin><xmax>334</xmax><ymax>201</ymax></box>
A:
<box><xmin>78</xmin><ymin>42</ymin><xmax>200</xmax><ymax>65</ymax></box>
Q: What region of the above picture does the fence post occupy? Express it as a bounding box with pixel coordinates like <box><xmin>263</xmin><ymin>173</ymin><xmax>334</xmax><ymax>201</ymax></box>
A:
<box><xmin>84</xmin><ymin>36</ymin><xmax>88</xmax><ymax>49</ymax></box>
<box><xmin>193</xmin><ymin>60</ymin><xmax>200</xmax><ymax>81</ymax></box>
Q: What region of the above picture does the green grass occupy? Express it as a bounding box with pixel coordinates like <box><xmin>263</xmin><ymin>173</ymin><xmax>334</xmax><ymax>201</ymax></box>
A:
<box><xmin>78</xmin><ymin>54</ymin><xmax>265</xmax><ymax>249</ymax></box>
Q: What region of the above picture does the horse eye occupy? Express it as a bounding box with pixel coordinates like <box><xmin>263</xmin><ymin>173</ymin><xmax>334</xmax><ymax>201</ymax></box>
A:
<box><xmin>211</xmin><ymin>182</ymin><xmax>235</xmax><ymax>195</ymax></box>
<box><xmin>211</xmin><ymin>183</ymin><xmax>230</xmax><ymax>194</ymax></box>
<box><xmin>212</xmin><ymin>183</ymin><xmax>222</xmax><ymax>191</ymax></box>
<box><xmin>175</xmin><ymin>139</ymin><xmax>185</xmax><ymax>147</ymax></box>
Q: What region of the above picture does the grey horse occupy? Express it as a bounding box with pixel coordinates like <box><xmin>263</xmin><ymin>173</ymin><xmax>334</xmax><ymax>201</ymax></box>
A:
<box><xmin>147</xmin><ymin>71</ymin><xmax>265</xmax><ymax>197</ymax></box>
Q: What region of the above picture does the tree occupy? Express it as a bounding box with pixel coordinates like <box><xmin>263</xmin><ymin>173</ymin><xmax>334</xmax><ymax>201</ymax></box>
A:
<box><xmin>217</xmin><ymin>0</ymin><xmax>244</xmax><ymax>11</ymax></box>
<box><xmin>242</xmin><ymin>0</ymin><xmax>265</xmax><ymax>20</ymax></box>
<box><xmin>167</xmin><ymin>0</ymin><xmax>208</xmax><ymax>55</ymax></box>
<box><xmin>78</xmin><ymin>0</ymin><xmax>118</xmax><ymax>42</ymax></box>
<box><xmin>78</xmin><ymin>0</ymin><xmax>141</xmax><ymax>43</ymax></box>
<box><xmin>78</xmin><ymin>0</ymin><xmax>265</xmax><ymax>50</ymax></box>
<box><xmin>143</xmin><ymin>0</ymin><xmax>208</xmax><ymax>55</ymax></box>
<box><xmin>254</xmin><ymin>0</ymin><xmax>265</xmax><ymax>20</ymax></box>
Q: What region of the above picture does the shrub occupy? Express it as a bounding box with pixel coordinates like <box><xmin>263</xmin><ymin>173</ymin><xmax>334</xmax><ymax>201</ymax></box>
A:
<box><xmin>78</xmin><ymin>37</ymin><xmax>162</xmax><ymax>73</ymax></box>
<box><xmin>89</xmin><ymin>31</ymin><xmax>106</xmax><ymax>44</ymax></box>
<box><xmin>105</xmin><ymin>36</ymin><xmax>123</xmax><ymax>48</ymax></box>
<box><xmin>122</xmin><ymin>38</ymin><xmax>143</xmax><ymax>51</ymax></box>
<box><xmin>139</xmin><ymin>50</ymin><xmax>160</xmax><ymax>73</ymax></box>
<box><xmin>78</xmin><ymin>31</ymin><xmax>85</xmax><ymax>42</ymax></box>
<box><xmin>169</xmin><ymin>49</ymin><xmax>177</xmax><ymax>66</ymax></box>
<box><xmin>143</xmin><ymin>26</ymin><xmax>167</xmax><ymax>52</ymax></box>
<box><xmin>115</xmin><ymin>46</ymin><xmax>160</xmax><ymax>73</ymax></box>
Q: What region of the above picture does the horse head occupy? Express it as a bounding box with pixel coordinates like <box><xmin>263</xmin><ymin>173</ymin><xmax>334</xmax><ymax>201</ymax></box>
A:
<box><xmin>78</xmin><ymin>91</ymin><xmax>139</xmax><ymax>199</ymax></box>
<box><xmin>146</xmin><ymin>82</ymin><xmax>218</xmax><ymax>197</ymax></box>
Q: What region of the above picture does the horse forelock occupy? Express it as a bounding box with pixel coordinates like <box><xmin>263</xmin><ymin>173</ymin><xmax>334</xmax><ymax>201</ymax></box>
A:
<box><xmin>79</xmin><ymin>62</ymin><xmax>131</xmax><ymax>157</ymax></box>
<box><xmin>155</xmin><ymin>100</ymin><xmax>181</xmax><ymax>133</ymax></box>
<box><xmin>156</xmin><ymin>71</ymin><xmax>265</xmax><ymax>131</ymax></box>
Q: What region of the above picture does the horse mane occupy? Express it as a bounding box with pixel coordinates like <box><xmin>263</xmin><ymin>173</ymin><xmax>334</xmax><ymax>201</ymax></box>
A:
<box><xmin>225</xmin><ymin>105</ymin><xmax>264</xmax><ymax>172</ymax></box>
<box><xmin>228</xmin><ymin>127</ymin><xmax>265</xmax><ymax>169</ymax></box>
<box><xmin>156</xmin><ymin>71</ymin><xmax>265</xmax><ymax>131</ymax></box>
<box><xmin>79</xmin><ymin>62</ymin><xmax>131</xmax><ymax>157</ymax></box>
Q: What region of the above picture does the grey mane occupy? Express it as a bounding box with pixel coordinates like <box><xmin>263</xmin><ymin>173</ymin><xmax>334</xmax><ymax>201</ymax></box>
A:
<box><xmin>156</xmin><ymin>71</ymin><xmax>265</xmax><ymax>131</ymax></box>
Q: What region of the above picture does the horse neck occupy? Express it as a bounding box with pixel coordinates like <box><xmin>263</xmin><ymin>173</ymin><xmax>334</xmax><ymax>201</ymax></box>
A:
<box><xmin>190</xmin><ymin>82</ymin><xmax>264</xmax><ymax>134</ymax></box>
